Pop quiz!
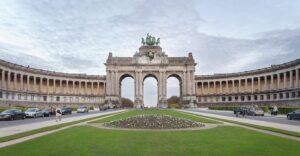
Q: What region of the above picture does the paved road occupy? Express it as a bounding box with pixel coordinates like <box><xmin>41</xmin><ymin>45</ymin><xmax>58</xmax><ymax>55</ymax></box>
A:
<box><xmin>0</xmin><ymin>109</ymin><xmax>117</xmax><ymax>128</ymax></box>
<box><xmin>186</xmin><ymin>109</ymin><xmax>300</xmax><ymax>126</ymax></box>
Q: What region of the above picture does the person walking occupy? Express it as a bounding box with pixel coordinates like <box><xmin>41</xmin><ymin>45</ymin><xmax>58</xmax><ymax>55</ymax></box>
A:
<box><xmin>55</xmin><ymin>107</ymin><xmax>62</xmax><ymax>122</ymax></box>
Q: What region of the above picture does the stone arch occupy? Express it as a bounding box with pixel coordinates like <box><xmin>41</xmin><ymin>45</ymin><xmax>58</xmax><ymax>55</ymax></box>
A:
<box><xmin>166</xmin><ymin>73</ymin><xmax>184</xmax><ymax>104</ymax></box>
<box><xmin>118</xmin><ymin>73</ymin><xmax>135</xmax><ymax>103</ymax></box>
<box><xmin>142</xmin><ymin>73</ymin><xmax>159</xmax><ymax>82</ymax></box>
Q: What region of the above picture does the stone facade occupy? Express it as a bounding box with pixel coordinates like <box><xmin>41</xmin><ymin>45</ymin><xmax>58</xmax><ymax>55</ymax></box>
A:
<box><xmin>0</xmin><ymin>42</ymin><xmax>300</xmax><ymax>108</ymax></box>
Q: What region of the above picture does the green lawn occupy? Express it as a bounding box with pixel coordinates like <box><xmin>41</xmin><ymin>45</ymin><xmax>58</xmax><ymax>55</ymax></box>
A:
<box><xmin>1</xmin><ymin>125</ymin><xmax>299</xmax><ymax>156</ymax></box>
<box><xmin>91</xmin><ymin>109</ymin><xmax>222</xmax><ymax>124</ymax></box>
<box><xmin>1</xmin><ymin>109</ymin><xmax>299</xmax><ymax>156</ymax></box>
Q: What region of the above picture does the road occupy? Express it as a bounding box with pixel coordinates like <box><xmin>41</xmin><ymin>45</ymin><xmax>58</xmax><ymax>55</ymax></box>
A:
<box><xmin>185</xmin><ymin>108</ymin><xmax>300</xmax><ymax>126</ymax></box>
<box><xmin>0</xmin><ymin>109</ymin><xmax>117</xmax><ymax>128</ymax></box>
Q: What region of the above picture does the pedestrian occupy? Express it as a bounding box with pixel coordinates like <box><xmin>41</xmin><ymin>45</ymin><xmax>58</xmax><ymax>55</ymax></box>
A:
<box><xmin>273</xmin><ymin>105</ymin><xmax>278</xmax><ymax>115</ymax></box>
<box><xmin>55</xmin><ymin>107</ymin><xmax>62</xmax><ymax>122</ymax></box>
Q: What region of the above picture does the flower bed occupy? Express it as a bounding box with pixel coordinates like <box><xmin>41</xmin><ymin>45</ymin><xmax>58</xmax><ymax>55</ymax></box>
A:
<box><xmin>104</xmin><ymin>114</ymin><xmax>204</xmax><ymax>129</ymax></box>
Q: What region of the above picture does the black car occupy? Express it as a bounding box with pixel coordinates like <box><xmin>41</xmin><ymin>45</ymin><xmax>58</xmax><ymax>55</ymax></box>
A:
<box><xmin>287</xmin><ymin>109</ymin><xmax>300</xmax><ymax>120</ymax></box>
<box><xmin>0</xmin><ymin>109</ymin><xmax>26</xmax><ymax>121</ymax></box>
<box><xmin>61</xmin><ymin>107</ymin><xmax>72</xmax><ymax>115</ymax></box>
<box><xmin>234</xmin><ymin>107</ymin><xmax>248</xmax><ymax>114</ymax></box>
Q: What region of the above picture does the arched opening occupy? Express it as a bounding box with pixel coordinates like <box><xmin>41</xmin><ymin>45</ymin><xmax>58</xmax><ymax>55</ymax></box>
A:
<box><xmin>120</xmin><ymin>74</ymin><xmax>134</xmax><ymax>108</ymax></box>
<box><xmin>167</xmin><ymin>74</ymin><xmax>182</xmax><ymax>108</ymax></box>
<box><xmin>143</xmin><ymin>75</ymin><xmax>158</xmax><ymax>108</ymax></box>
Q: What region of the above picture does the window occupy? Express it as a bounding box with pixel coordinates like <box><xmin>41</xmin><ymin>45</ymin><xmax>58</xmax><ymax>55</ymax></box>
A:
<box><xmin>241</xmin><ymin>96</ymin><xmax>245</xmax><ymax>101</ymax></box>
<box><xmin>286</xmin><ymin>93</ymin><xmax>289</xmax><ymax>98</ymax></box>
<box><xmin>279</xmin><ymin>93</ymin><xmax>283</xmax><ymax>99</ymax></box>
<box><xmin>31</xmin><ymin>95</ymin><xmax>34</xmax><ymax>101</ymax></box>
<box><xmin>50</xmin><ymin>96</ymin><xmax>53</xmax><ymax>102</ymax></box>
<box><xmin>267</xmin><ymin>94</ymin><xmax>270</xmax><ymax>100</ymax></box>
<box><xmin>235</xmin><ymin>96</ymin><xmax>238</xmax><ymax>101</ymax></box>
<box><xmin>247</xmin><ymin>96</ymin><xmax>251</xmax><ymax>101</ymax></box>
<box><xmin>6</xmin><ymin>92</ymin><xmax>9</xmax><ymax>99</ymax></box>
<box><xmin>56</xmin><ymin>96</ymin><xmax>60</xmax><ymax>102</ymax></box>
<box><xmin>18</xmin><ymin>94</ymin><xmax>21</xmax><ymax>100</ymax></box>
<box><xmin>11</xmin><ymin>93</ymin><xmax>15</xmax><ymax>99</ymax></box>
<box><xmin>260</xmin><ymin>95</ymin><xmax>264</xmax><ymax>100</ymax></box>
<box><xmin>292</xmin><ymin>92</ymin><xmax>296</xmax><ymax>98</ymax></box>
<box><xmin>254</xmin><ymin>95</ymin><xmax>257</xmax><ymax>101</ymax></box>
<box><xmin>228</xmin><ymin>97</ymin><xmax>232</xmax><ymax>101</ymax></box>
<box><xmin>43</xmin><ymin>96</ymin><xmax>47</xmax><ymax>101</ymax></box>
<box><xmin>0</xmin><ymin>91</ymin><xmax>3</xmax><ymax>98</ymax></box>
<box><xmin>24</xmin><ymin>94</ymin><xmax>27</xmax><ymax>100</ymax></box>
<box><xmin>273</xmin><ymin>94</ymin><xmax>277</xmax><ymax>99</ymax></box>
<box><xmin>222</xmin><ymin>97</ymin><xmax>226</xmax><ymax>102</ymax></box>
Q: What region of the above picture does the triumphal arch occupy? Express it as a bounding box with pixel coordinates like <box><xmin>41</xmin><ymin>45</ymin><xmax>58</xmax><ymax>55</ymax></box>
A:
<box><xmin>105</xmin><ymin>34</ymin><xmax>197</xmax><ymax>108</ymax></box>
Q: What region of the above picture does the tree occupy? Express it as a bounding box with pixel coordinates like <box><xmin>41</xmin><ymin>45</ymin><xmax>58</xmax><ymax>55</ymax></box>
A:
<box><xmin>167</xmin><ymin>96</ymin><xmax>180</xmax><ymax>108</ymax></box>
<box><xmin>121</xmin><ymin>97</ymin><xmax>134</xmax><ymax>108</ymax></box>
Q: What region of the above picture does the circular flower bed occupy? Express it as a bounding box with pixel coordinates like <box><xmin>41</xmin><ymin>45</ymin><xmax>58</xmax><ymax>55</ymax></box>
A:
<box><xmin>104</xmin><ymin>115</ymin><xmax>204</xmax><ymax>129</ymax></box>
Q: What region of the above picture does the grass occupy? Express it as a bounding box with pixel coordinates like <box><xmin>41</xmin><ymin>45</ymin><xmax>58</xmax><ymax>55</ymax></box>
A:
<box><xmin>182</xmin><ymin>111</ymin><xmax>300</xmax><ymax>138</ymax></box>
<box><xmin>0</xmin><ymin>125</ymin><xmax>300</xmax><ymax>156</ymax></box>
<box><xmin>0</xmin><ymin>113</ymin><xmax>116</xmax><ymax>143</ymax></box>
<box><xmin>90</xmin><ymin>109</ymin><xmax>222</xmax><ymax>124</ymax></box>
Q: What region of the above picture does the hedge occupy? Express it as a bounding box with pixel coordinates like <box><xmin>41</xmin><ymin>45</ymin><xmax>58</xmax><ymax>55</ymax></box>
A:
<box><xmin>208</xmin><ymin>106</ymin><xmax>300</xmax><ymax>114</ymax></box>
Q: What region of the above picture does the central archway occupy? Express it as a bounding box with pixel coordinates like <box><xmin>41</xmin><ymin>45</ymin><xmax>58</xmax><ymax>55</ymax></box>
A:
<box><xmin>167</xmin><ymin>74</ymin><xmax>183</xmax><ymax>108</ymax></box>
<box><xmin>143</xmin><ymin>74</ymin><xmax>158</xmax><ymax>108</ymax></box>
<box><xmin>119</xmin><ymin>74</ymin><xmax>135</xmax><ymax>108</ymax></box>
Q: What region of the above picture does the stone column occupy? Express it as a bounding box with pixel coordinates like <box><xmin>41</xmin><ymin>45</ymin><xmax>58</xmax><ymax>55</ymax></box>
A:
<box><xmin>20</xmin><ymin>74</ymin><xmax>23</xmax><ymax>91</ymax></box>
<box><xmin>79</xmin><ymin>81</ymin><xmax>82</xmax><ymax>94</ymax></box>
<box><xmin>251</xmin><ymin>77</ymin><xmax>254</xmax><ymax>93</ymax></box>
<box><xmin>85</xmin><ymin>81</ymin><xmax>88</xmax><ymax>95</ymax></box>
<box><xmin>13</xmin><ymin>73</ymin><xmax>17</xmax><ymax>90</ymax></box>
<box><xmin>283</xmin><ymin>72</ymin><xmax>287</xmax><ymax>88</ymax></box>
<box><xmin>264</xmin><ymin>76</ymin><xmax>267</xmax><ymax>91</ymax></box>
<box><xmin>59</xmin><ymin>80</ymin><xmax>62</xmax><ymax>93</ymax></box>
<box><xmin>277</xmin><ymin>73</ymin><xmax>280</xmax><ymax>89</ymax></box>
<box><xmin>1</xmin><ymin>70</ymin><xmax>4</xmax><ymax>89</ymax></box>
<box><xmin>258</xmin><ymin>77</ymin><xmax>261</xmax><ymax>91</ymax></box>
<box><xmin>111</xmin><ymin>71</ymin><xmax>115</xmax><ymax>95</ymax></box>
<box><xmin>33</xmin><ymin>76</ymin><xmax>36</xmax><ymax>92</ymax></box>
<box><xmin>27</xmin><ymin>75</ymin><xmax>30</xmax><ymax>91</ymax></box>
<box><xmin>271</xmin><ymin>74</ymin><xmax>274</xmax><ymax>90</ymax></box>
<box><xmin>290</xmin><ymin>70</ymin><xmax>293</xmax><ymax>88</ymax></box>
<box><xmin>232</xmin><ymin>80</ymin><xmax>235</xmax><ymax>93</ymax></box>
<box><xmin>72</xmin><ymin>81</ymin><xmax>75</xmax><ymax>94</ymax></box>
<box><xmin>187</xmin><ymin>71</ymin><xmax>191</xmax><ymax>95</ymax></box>
<box><xmin>7</xmin><ymin>71</ymin><xmax>10</xmax><ymax>90</ymax></box>
<box><xmin>46</xmin><ymin>78</ymin><xmax>49</xmax><ymax>93</ymax></box>
<box><xmin>213</xmin><ymin>81</ymin><xmax>216</xmax><ymax>94</ymax></box>
<box><xmin>226</xmin><ymin>80</ymin><xmax>228</xmax><ymax>94</ymax></box>
<box><xmin>66</xmin><ymin>80</ymin><xmax>69</xmax><ymax>94</ymax></box>
<box><xmin>91</xmin><ymin>82</ymin><xmax>94</xmax><ymax>95</ymax></box>
<box><xmin>207</xmin><ymin>81</ymin><xmax>210</xmax><ymax>94</ymax></box>
<box><xmin>40</xmin><ymin>78</ymin><xmax>43</xmax><ymax>93</ymax></box>
<box><xmin>183</xmin><ymin>71</ymin><xmax>186</xmax><ymax>96</ymax></box>
<box><xmin>245</xmin><ymin>78</ymin><xmax>248</xmax><ymax>92</ymax></box>
<box><xmin>191</xmin><ymin>71</ymin><xmax>196</xmax><ymax>95</ymax></box>
<box><xmin>238</xmin><ymin>79</ymin><xmax>241</xmax><ymax>92</ymax></box>
<box><xmin>296</xmin><ymin>69</ymin><xmax>299</xmax><ymax>88</ymax></box>
<box><xmin>200</xmin><ymin>82</ymin><xmax>203</xmax><ymax>94</ymax></box>
<box><xmin>220</xmin><ymin>81</ymin><xmax>222</xmax><ymax>94</ymax></box>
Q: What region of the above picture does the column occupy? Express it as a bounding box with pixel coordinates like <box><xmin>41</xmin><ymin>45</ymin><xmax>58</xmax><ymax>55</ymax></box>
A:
<box><xmin>183</xmin><ymin>72</ymin><xmax>186</xmax><ymax>95</ymax></box>
<box><xmin>46</xmin><ymin>78</ymin><xmax>49</xmax><ymax>93</ymax></box>
<box><xmin>213</xmin><ymin>81</ymin><xmax>216</xmax><ymax>94</ymax></box>
<box><xmin>79</xmin><ymin>81</ymin><xmax>82</xmax><ymax>94</ymax></box>
<box><xmin>91</xmin><ymin>82</ymin><xmax>94</xmax><ymax>95</ymax></box>
<box><xmin>191</xmin><ymin>71</ymin><xmax>195</xmax><ymax>95</ymax></box>
<box><xmin>251</xmin><ymin>77</ymin><xmax>254</xmax><ymax>93</ymax></box>
<box><xmin>290</xmin><ymin>70</ymin><xmax>293</xmax><ymax>88</ymax></box>
<box><xmin>59</xmin><ymin>80</ymin><xmax>62</xmax><ymax>93</ymax></box>
<box><xmin>20</xmin><ymin>74</ymin><xmax>23</xmax><ymax>90</ymax></box>
<box><xmin>219</xmin><ymin>81</ymin><xmax>222</xmax><ymax>94</ymax></box>
<box><xmin>1</xmin><ymin>70</ymin><xmax>4</xmax><ymax>89</ymax></box>
<box><xmin>7</xmin><ymin>71</ymin><xmax>10</xmax><ymax>90</ymax></box>
<box><xmin>296</xmin><ymin>69</ymin><xmax>299</xmax><ymax>88</ymax></box>
<box><xmin>40</xmin><ymin>78</ymin><xmax>43</xmax><ymax>92</ymax></box>
<box><xmin>13</xmin><ymin>73</ymin><xmax>17</xmax><ymax>90</ymax></box>
<box><xmin>258</xmin><ymin>76</ymin><xmax>261</xmax><ymax>91</ymax></box>
<box><xmin>72</xmin><ymin>81</ymin><xmax>75</xmax><ymax>94</ymax></box>
<box><xmin>33</xmin><ymin>76</ymin><xmax>36</xmax><ymax>92</ymax></box>
<box><xmin>238</xmin><ymin>79</ymin><xmax>241</xmax><ymax>93</ymax></box>
<box><xmin>187</xmin><ymin>71</ymin><xmax>191</xmax><ymax>95</ymax></box>
<box><xmin>232</xmin><ymin>80</ymin><xmax>235</xmax><ymax>93</ymax></box>
<box><xmin>97</xmin><ymin>82</ymin><xmax>100</xmax><ymax>95</ymax></box>
<box><xmin>277</xmin><ymin>73</ymin><xmax>280</xmax><ymax>89</ymax></box>
<box><xmin>27</xmin><ymin>75</ymin><xmax>30</xmax><ymax>91</ymax></box>
<box><xmin>201</xmin><ymin>82</ymin><xmax>203</xmax><ymax>94</ymax></box>
<box><xmin>111</xmin><ymin>71</ymin><xmax>115</xmax><ymax>95</ymax></box>
<box><xmin>226</xmin><ymin>80</ymin><xmax>228</xmax><ymax>93</ymax></box>
<box><xmin>207</xmin><ymin>81</ymin><xmax>210</xmax><ymax>94</ymax></box>
<box><xmin>271</xmin><ymin>74</ymin><xmax>274</xmax><ymax>90</ymax></box>
<box><xmin>66</xmin><ymin>80</ymin><xmax>69</xmax><ymax>94</ymax></box>
<box><xmin>283</xmin><ymin>72</ymin><xmax>287</xmax><ymax>88</ymax></box>
<box><xmin>264</xmin><ymin>76</ymin><xmax>267</xmax><ymax>90</ymax></box>
<box><xmin>53</xmin><ymin>79</ymin><xmax>56</xmax><ymax>93</ymax></box>
<box><xmin>245</xmin><ymin>78</ymin><xmax>248</xmax><ymax>92</ymax></box>
<box><xmin>85</xmin><ymin>81</ymin><xmax>88</xmax><ymax>94</ymax></box>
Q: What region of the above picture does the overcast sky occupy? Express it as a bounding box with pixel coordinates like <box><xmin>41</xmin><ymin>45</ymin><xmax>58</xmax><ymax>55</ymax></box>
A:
<box><xmin>1</xmin><ymin>0</ymin><xmax>300</xmax><ymax>106</ymax></box>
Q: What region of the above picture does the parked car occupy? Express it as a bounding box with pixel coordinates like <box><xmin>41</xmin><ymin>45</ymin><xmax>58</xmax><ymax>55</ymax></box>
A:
<box><xmin>247</xmin><ymin>107</ymin><xmax>264</xmax><ymax>116</ymax></box>
<box><xmin>61</xmin><ymin>107</ymin><xmax>72</xmax><ymax>115</ymax></box>
<box><xmin>77</xmin><ymin>106</ymin><xmax>89</xmax><ymax>113</ymax></box>
<box><xmin>25</xmin><ymin>108</ymin><xmax>44</xmax><ymax>118</ymax></box>
<box><xmin>41</xmin><ymin>108</ymin><xmax>56</xmax><ymax>117</ymax></box>
<box><xmin>287</xmin><ymin>109</ymin><xmax>300</xmax><ymax>120</ymax></box>
<box><xmin>99</xmin><ymin>104</ymin><xmax>109</xmax><ymax>111</ymax></box>
<box><xmin>233</xmin><ymin>107</ymin><xmax>248</xmax><ymax>114</ymax></box>
<box><xmin>0</xmin><ymin>109</ymin><xmax>26</xmax><ymax>120</ymax></box>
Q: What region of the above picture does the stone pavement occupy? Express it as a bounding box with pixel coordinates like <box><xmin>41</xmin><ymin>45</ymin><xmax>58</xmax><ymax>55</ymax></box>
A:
<box><xmin>0</xmin><ymin>110</ymin><xmax>125</xmax><ymax>138</ymax></box>
<box><xmin>180</xmin><ymin>109</ymin><xmax>300</xmax><ymax>133</ymax></box>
